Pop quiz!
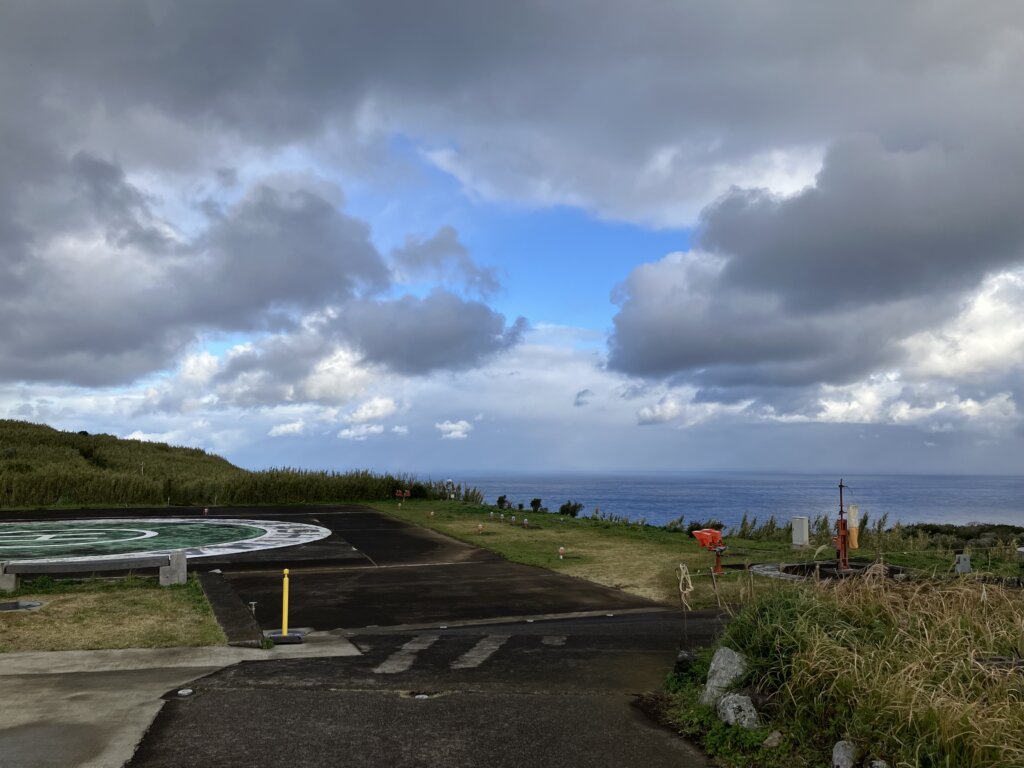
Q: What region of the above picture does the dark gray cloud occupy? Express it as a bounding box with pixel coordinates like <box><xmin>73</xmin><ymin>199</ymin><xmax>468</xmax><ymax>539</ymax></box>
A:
<box><xmin>70</xmin><ymin>151</ymin><xmax>174</xmax><ymax>252</ymax></box>
<box><xmin>1</xmin><ymin>0</ymin><xmax>1022</xmax><ymax>413</ymax></box>
<box><xmin>188</xmin><ymin>184</ymin><xmax>390</xmax><ymax>321</ymax></box>
<box><xmin>135</xmin><ymin>290</ymin><xmax>528</xmax><ymax>410</ymax></box>
<box><xmin>2</xmin><ymin>150</ymin><xmax>521</xmax><ymax>389</ymax></box>
<box><xmin>609</xmin><ymin>134</ymin><xmax>1024</xmax><ymax>403</ymax></box>
<box><xmin>391</xmin><ymin>226</ymin><xmax>499</xmax><ymax>297</ymax></box>
<box><xmin>0</xmin><ymin>161</ymin><xmax>396</xmax><ymax>385</ymax></box>
<box><xmin>573</xmin><ymin>389</ymin><xmax>594</xmax><ymax>407</ymax></box>
<box><xmin>703</xmin><ymin>137</ymin><xmax>1024</xmax><ymax>311</ymax></box>
<box><xmin>333</xmin><ymin>291</ymin><xmax>526</xmax><ymax>374</ymax></box>
<box><xmin>3</xmin><ymin>2</ymin><xmax>1021</xmax><ymax>219</ymax></box>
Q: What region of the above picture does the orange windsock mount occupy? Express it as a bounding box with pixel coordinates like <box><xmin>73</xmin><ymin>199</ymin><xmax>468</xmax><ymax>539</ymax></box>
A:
<box><xmin>693</xmin><ymin>528</ymin><xmax>727</xmax><ymax>575</ymax></box>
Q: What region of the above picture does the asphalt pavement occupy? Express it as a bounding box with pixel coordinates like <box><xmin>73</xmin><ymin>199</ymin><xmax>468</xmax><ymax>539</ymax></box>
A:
<box><xmin>1</xmin><ymin>505</ymin><xmax>723</xmax><ymax>767</ymax></box>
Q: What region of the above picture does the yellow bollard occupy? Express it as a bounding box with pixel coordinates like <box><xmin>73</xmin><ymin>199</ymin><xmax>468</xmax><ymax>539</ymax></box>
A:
<box><xmin>281</xmin><ymin>568</ymin><xmax>290</xmax><ymax>637</ymax></box>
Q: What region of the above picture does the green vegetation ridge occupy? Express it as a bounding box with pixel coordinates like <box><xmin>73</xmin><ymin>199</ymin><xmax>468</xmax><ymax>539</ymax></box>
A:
<box><xmin>0</xmin><ymin>419</ymin><xmax>477</xmax><ymax>508</ymax></box>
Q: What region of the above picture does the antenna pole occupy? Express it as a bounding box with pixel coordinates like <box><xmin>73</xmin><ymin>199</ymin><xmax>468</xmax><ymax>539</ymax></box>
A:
<box><xmin>837</xmin><ymin>478</ymin><xmax>850</xmax><ymax>571</ymax></box>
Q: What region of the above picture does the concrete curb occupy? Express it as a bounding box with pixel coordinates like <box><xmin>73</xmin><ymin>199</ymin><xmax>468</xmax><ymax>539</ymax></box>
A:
<box><xmin>197</xmin><ymin>570</ymin><xmax>264</xmax><ymax>647</ymax></box>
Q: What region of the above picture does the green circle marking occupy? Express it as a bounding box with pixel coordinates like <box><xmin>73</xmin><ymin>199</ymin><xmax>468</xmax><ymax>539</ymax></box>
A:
<box><xmin>0</xmin><ymin>521</ymin><xmax>264</xmax><ymax>560</ymax></box>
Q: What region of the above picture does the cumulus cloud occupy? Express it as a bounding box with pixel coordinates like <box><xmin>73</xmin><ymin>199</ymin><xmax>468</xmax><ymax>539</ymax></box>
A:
<box><xmin>609</xmin><ymin>136</ymin><xmax>1024</xmax><ymax>413</ymax></box>
<box><xmin>345</xmin><ymin>396</ymin><xmax>399</xmax><ymax>423</ymax></box>
<box><xmin>338</xmin><ymin>423</ymin><xmax>385</xmax><ymax>441</ymax></box>
<box><xmin>435</xmin><ymin>420</ymin><xmax>473</xmax><ymax>440</ymax></box>
<box><xmin>702</xmin><ymin>138</ymin><xmax>1024</xmax><ymax>312</ymax></box>
<box><xmin>334</xmin><ymin>291</ymin><xmax>526</xmax><ymax>374</ymax></box>
<box><xmin>636</xmin><ymin>397</ymin><xmax>684</xmax><ymax>425</ymax></box>
<box><xmin>0</xmin><ymin>169</ymin><xmax>392</xmax><ymax>386</ymax></box>
<box><xmin>391</xmin><ymin>226</ymin><xmax>500</xmax><ymax>297</ymax></box>
<box><xmin>269</xmin><ymin>420</ymin><xmax>305</xmax><ymax>437</ymax></box>
<box><xmin>0</xmin><ymin>158</ymin><xmax>523</xmax><ymax>388</ymax></box>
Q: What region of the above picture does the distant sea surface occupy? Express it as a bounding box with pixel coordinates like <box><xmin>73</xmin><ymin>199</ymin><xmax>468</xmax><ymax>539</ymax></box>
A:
<box><xmin>457</xmin><ymin>473</ymin><xmax>1024</xmax><ymax>530</ymax></box>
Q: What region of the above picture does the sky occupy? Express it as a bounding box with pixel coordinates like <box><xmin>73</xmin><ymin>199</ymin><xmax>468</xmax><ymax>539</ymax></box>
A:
<box><xmin>1</xmin><ymin>1</ymin><xmax>1024</xmax><ymax>476</ymax></box>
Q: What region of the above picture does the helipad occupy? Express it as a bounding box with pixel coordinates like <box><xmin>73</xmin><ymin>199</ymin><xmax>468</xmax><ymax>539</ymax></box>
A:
<box><xmin>0</xmin><ymin>518</ymin><xmax>331</xmax><ymax>562</ymax></box>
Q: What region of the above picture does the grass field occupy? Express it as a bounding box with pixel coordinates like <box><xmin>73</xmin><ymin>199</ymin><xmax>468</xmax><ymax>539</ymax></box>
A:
<box><xmin>373</xmin><ymin>500</ymin><xmax>1022</xmax><ymax>608</ymax></box>
<box><xmin>0</xmin><ymin>576</ymin><xmax>226</xmax><ymax>653</ymax></box>
<box><xmin>373</xmin><ymin>499</ymin><xmax>798</xmax><ymax>608</ymax></box>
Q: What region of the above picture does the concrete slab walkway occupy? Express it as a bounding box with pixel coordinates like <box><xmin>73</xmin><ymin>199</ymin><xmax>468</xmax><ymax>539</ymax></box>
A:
<box><xmin>0</xmin><ymin>636</ymin><xmax>360</xmax><ymax>768</ymax></box>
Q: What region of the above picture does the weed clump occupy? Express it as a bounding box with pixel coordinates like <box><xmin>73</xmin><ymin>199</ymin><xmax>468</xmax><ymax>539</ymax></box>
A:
<box><xmin>676</xmin><ymin>577</ymin><xmax>1024</xmax><ymax>767</ymax></box>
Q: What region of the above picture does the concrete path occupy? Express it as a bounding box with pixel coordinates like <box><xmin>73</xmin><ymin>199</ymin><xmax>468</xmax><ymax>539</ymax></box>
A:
<box><xmin>0</xmin><ymin>637</ymin><xmax>359</xmax><ymax>768</ymax></box>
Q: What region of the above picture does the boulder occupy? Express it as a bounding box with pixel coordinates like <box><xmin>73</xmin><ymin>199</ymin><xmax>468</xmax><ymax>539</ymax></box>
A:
<box><xmin>866</xmin><ymin>761</ymin><xmax>890</xmax><ymax>768</ymax></box>
<box><xmin>699</xmin><ymin>646</ymin><xmax>748</xmax><ymax>706</ymax></box>
<box><xmin>716</xmin><ymin>693</ymin><xmax>761</xmax><ymax>730</ymax></box>
<box><xmin>832</xmin><ymin>740</ymin><xmax>857</xmax><ymax>768</ymax></box>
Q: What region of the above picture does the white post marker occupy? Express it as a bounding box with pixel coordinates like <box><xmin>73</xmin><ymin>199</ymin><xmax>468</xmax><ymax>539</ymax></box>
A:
<box><xmin>559</xmin><ymin>546</ymin><xmax>566</xmax><ymax>560</ymax></box>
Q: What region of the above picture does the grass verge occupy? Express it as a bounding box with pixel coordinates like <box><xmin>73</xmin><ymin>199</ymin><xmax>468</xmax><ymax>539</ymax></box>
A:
<box><xmin>664</xmin><ymin>577</ymin><xmax>1024</xmax><ymax>768</ymax></box>
<box><xmin>0</xmin><ymin>575</ymin><xmax>226</xmax><ymax>652</ymax></box>
<box><xmin>371</xmin><ymin>500</ymin><xmax>796</xmax><ymax>608</ymax></box>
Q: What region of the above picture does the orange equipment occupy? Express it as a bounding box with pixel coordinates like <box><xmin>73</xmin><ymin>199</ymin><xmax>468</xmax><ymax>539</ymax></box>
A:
<box><xmin>693</xmin><ymin>528</ymin><xmax>727</xmax><ymax>575</ymax></box>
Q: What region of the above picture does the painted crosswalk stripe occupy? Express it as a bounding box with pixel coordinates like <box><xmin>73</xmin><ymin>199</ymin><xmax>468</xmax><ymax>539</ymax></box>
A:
<box><xmin>450</xmin><ymin>635</ymin><xmax>509</xmax><ymax>669</ymax></box>
<box><xmin>373</xmin><ymin>635</ymin><xmax>439</xmax><ymax>674</ymax></box>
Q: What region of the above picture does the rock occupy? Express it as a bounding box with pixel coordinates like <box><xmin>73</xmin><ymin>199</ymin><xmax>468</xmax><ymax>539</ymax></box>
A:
<box><xmin>762</xmin><ymin>730</ymin><xmax>783</xmax><ymax>748</ymax></box>
<box><xmin>832</xmin><ymin>740</ymin><xmax>857</xmax><ymax>768</ymax></box>
<box><xmin>699</xmin><ymin>646</ymin><xmax>748</xmax><ymax>706</ymax></box>
<box><xmin>866</xmin><ymin>761</ymin><xmax>890</xmax><ymax>768</ymax></box>
<box><xmin>716</xmin><ymin>693</ymin><xmax>761</xmax><ymax>730</ymax></box>
<box><xmin>674</xmin><ymin>649</ymin><xmax>697</xmax><ymax>675</ymax></box>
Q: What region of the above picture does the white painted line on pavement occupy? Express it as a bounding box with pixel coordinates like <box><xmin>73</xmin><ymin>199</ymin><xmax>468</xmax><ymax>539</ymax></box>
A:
<box><xmin>450</xmin><ymin>635</ymin><xmax>509</xmax><ymax>669</ymax></box>
<box><xmin>373</xmin><ymin>634</ymin><xmax>439</xmax><ymax>674</ymax></box>
<box><xmin>541</xmin><ymin>636</ymin><xmax>567</xmax><ymax>646</ymax></box>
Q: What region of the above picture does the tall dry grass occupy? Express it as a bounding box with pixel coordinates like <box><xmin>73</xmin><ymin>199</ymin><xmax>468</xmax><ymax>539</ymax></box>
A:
<box><xmin>723</xmin><ymin>576</ymin><xmax>1024</xmax><ymax>767</ymax></box>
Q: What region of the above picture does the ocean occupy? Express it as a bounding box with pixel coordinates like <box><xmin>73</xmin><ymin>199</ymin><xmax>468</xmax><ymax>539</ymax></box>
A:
<box><xmin>457</xmin><ymin>472</ymin><xmax>1024</xmax><ymax>530</ymax></box>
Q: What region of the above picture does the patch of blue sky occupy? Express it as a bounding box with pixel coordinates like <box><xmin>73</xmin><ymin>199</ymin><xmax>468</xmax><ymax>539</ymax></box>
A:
<box><xmin>197</xmin><ymin>331</ymin><xmax>265</xmax><ymax>358</ymax></box>
<box><xmin>342</xmin><ymin>134</ymin><xmax>693</xmax><ymax>334</ymax></box>
<box><xmin>460</xmin><ymin>204</ymin><xmax>690</xmax><ymax>333</ymax></box>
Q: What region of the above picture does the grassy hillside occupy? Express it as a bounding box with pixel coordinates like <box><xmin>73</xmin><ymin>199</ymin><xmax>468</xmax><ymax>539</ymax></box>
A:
<box><xmin>0</xmin><ymin>420</ymin><xmax>469</xmax><ymax>508</ymax></box>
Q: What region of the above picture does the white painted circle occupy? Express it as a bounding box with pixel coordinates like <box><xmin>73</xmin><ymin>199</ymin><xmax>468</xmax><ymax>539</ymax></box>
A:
<box><xmin>0</xmin><ymin>518</ymin><xmax>332</xmax><ymax>564</ymax></box>
<box><xmin>0</xmin><ymin>528</ymin><xmax>158</xmax><ymax>549</ymax></box>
